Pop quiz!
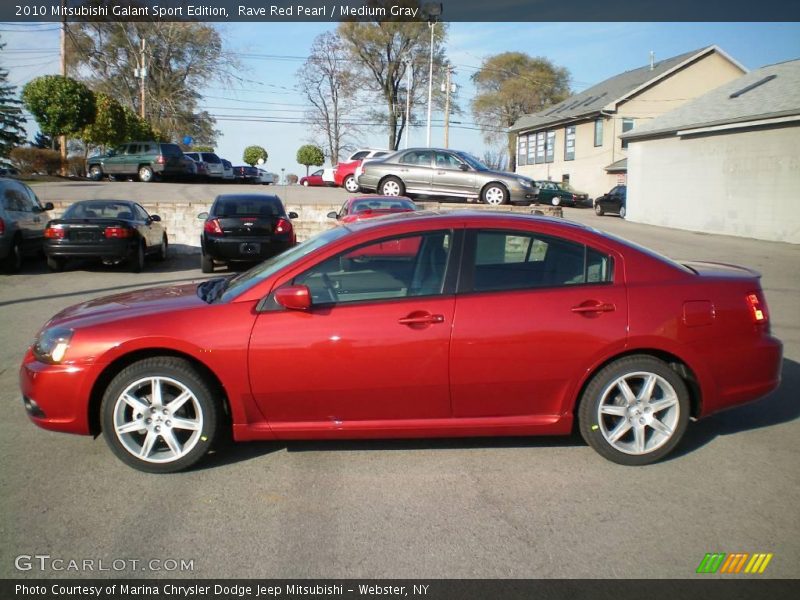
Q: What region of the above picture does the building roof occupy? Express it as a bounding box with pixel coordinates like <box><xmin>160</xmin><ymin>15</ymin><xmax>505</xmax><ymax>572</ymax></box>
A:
<box><xmin>510</xmin><ymin>46</ymin><xmax>743</xmax><ymax>133</ymax></box>
<box><xmin>622</xmin><ymin>59</ymin><xmax>800</xmax><ymax>140</ymax></box>
<box><xmin>604</xmin><ymin>158</ymin><xmax>628</xmax><ymax>173</ymax></box>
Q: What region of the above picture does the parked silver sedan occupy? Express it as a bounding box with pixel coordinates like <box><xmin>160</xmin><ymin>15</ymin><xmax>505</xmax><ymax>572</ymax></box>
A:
<box><xmin>357</xmin><ymin>148</ymin><xmax>538</xmax><ymax>205</ymax></box>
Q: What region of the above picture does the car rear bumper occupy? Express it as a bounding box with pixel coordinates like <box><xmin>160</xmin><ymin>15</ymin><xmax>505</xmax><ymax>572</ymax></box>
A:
<box><xmin>45</xmin><ymin>238</ymin><xmax>137</xmax><ymax>259</ymax></box>
<box><xmin>203</xmin><ymin>236</ymin><xmax>294</xmax><ymax>262</ymax></box>
<box><xmin>19</xmin><ymin>350</ymin><xmax>94</xmax><ymax>435</ymax></box>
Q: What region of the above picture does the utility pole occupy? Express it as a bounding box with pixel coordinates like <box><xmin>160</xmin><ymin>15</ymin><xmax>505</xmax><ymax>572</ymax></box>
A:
<box><xmin>135</xmin><ymin>38</ymin><xmax>147</xmax><ymax>119</ymax></box>
<box><xmin>442</xmin><ymin>65</ymin><xmax>455</xmax><ymax>148</ymax></box>
<box><xmin>405</xmin><ymin>62</ymin><xmax>413</xmax><ymax>149</ymax></box>
<box><xmin>59</xmin><ymin>1</ymin><xmax>67</xmax><ymax>174</ymax></box>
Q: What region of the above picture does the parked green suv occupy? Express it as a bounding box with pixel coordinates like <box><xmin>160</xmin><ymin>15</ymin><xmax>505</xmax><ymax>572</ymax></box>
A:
<box><xmin>87</xmin><ymin>141</ymin><xmax>194</xmax><ymax>183</ymax></box>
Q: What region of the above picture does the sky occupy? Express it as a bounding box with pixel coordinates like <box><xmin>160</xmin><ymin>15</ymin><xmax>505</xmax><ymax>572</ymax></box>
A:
<box><xmin>2</xmin><ymin>21</ymin><xmax>800</xmax><ymax>177</ymax></box>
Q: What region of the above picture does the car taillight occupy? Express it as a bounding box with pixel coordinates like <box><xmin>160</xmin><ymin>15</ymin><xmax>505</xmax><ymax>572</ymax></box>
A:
<box><xmin>204</xmin><ymin>219</ymin><xmax>223</xmax><ymax>236</ymax></box>
<box><xmin>104</xmin><ymin>226</ymin><xmax>133</xmax><ymax>238</ymax></box>
<box><xmin>44</xmin><ymin>226</ymin><xmax>65</xmax><ymax>239</ymax></box>
<box><xmin>274</xmin><ymin>217</ymin><xmax>292</xmax><ymax>235</ymax></box>
<box><xmin>0</xmin><ymin>217</ymin><xmax>5</xmax><ymax>235</ymax></box>
<box><xmin>155</xmin><ymin>155</ymin><xmax>166</xmax><ymax>164</ymax></box>
<box><xmin>746</xmin><ymin>292</ymin><xmax>768</xmax><ymax>325</ymax></box>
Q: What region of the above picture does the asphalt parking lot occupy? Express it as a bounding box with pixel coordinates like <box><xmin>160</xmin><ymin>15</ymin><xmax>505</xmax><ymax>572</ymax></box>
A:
<box><xmin>1</xmin><ymin>182</ymin><xmax>798</xmax><ymax>579</ymax></box>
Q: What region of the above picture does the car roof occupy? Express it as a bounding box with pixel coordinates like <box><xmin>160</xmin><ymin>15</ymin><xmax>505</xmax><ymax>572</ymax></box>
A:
<box><xmin>214</xmin><ymin>194</ymin><xmax>281</xmax><ymax>202</ymax></box>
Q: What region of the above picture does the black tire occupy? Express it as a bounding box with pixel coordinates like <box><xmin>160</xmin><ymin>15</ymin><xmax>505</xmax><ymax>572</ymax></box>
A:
<box><xmin>88</xmin><ymin>165</ymin><xmax>103</xmax><ymax>181</ymax></box>
<box><xmin>46</xmin><ymin>255</ymin><xmax>66</xmax><ymax>272</ymax></box>
<box><xmin>100</xmin><ymin>357</ymin><xmax>220</xmax><ymax>473</ymax></box>
<box><xmin>379</xmin><ymin>176</ymin><xmax>405</xmax><ymax>197</ymax></box>
<box><xmin>619</xmin><ymin>205</ymin><xmax>627</xmax><ymax>219</ymax></box>
<box><xmin>481</xmin><ymin>183</ymin><xmax>509</xmax><ymax>206</ymax></box>
<box><xmin>130</xmin><ymin>240</ymin><xmax>145</xmax><ymax>273</ymax></box>
<box><xmin>156</xmin><ymin>234</ymin><xmax>168</xmax><ymax>262</ymax></box>
<box><xmin>200</xmin><ymin>252</ymin><xmax>214</xmax><ymax>274</ymax></box>
<box><xmin>2</xmin><ymin>235</ymin><xmax>22</xmax><ymax>273</ymax></box>
<box><xmin>138</xmin><ymin>165</ymin><xmax>154</xmax><ymax>183</ymax></box>
<box><xmin>594</xmin><ymin>202</ymin><xmax>604</xmax><ymax>216</ymax></box>
<box><xmin>578</xmin><ymin>355</ymin><xmax>690</xmax><ymax>466</ymax></box>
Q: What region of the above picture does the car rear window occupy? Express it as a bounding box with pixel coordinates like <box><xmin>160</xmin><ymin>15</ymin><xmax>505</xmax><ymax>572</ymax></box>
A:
<box><xmin>212</xmin><ymin>196</ymin><xmax>283</xmax><ymax>217</ymax></box>
<box><xmin>160</xmin><ymin>144</ymin><xmax>183</xmax><ymax>157</ymax></box>
<box><xmin>63</xmin><ymin>202</ymin><xmax>135</xmax><ymax>220</ymax></box>
<box><xmin>202</xmin><ymin>153</ymin><xmax>221</xmax><ymax>163</ymax></box>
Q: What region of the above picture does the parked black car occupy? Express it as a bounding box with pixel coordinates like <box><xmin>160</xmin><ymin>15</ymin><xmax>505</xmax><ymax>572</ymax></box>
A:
<box><xmin>594</xmin><ymin>185</ymin><xmax>627</xmax><ymax>218</ymax></box>
<box><xmin>87</xmin><ymin>142</ymin><xmax>195</xmax><ymax>183</ymax></box>
<box><xmin>1</xmin><ymin>177</ymin><xmax>53</xmax><ymax>272</ymax></box>
<box><xmin>198</xmin><ymin>194</ymin><xmax>298</xmax><ymax>273</ymax></box>
<box><xmin>233</xmin><ymin>165</ymin><xmax>259</xmax><ymax>183</ymax></box>
<box><xmin>43</xmin><ymin>200</ymin><xmax>168</xmax><ymax>272</ymax></box>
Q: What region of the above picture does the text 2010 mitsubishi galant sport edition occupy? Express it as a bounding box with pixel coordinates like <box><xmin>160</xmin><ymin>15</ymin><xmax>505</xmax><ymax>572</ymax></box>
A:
<box><xmin>20</xmin><ymin>211</ymin><xmax>782</xmax><ymax>473</ymax></box>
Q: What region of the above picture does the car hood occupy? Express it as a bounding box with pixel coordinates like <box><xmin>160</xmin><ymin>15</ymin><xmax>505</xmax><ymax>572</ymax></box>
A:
<box><xmin>44</xmin><ymin>283</ymin><xmax>205</xmax><ymax>330</ymax></box>
<box><xmin>483</xmin><ymin>169</ymin><xmax>535</xmax><ymax>184</ymax></box>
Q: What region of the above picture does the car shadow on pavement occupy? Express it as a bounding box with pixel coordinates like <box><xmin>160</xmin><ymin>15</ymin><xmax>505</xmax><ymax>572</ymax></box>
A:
<box><xmin>668</xmin><ymin>357</ymin><xmax>800</xmax><ymax>460</ymax></box>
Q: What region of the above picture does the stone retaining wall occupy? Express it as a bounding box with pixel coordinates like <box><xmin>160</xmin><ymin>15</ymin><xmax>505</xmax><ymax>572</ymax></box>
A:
<box><xmin>48</xmin><ymin>201</ymin><xmax>562</xmax><ymax>254</ymax></box>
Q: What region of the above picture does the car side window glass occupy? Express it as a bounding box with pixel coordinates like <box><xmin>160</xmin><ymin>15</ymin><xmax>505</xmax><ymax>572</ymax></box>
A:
<box><xmin>434</xmin><ymin>152</ymin><xmax>462</xmax><ymax>169</ymax></box>
<box><xmin>293</xmin><ymin>231</ymin><xmax>452</xmax><ymax>305</ymax></box>
<box><xmin>4</xmin><ymin>185</ymin><xmax>31</xmax><ymax>212</ymax></box>
<box><xmin>127</xmin><ymin>144</ymin><xmax>139</xmax><ymax>155</ymax></box>
<box><xmin>399</xmin><ymin>151</ymin><xmax>432</xmax><ymax>166</ymax></box>
<box><xmin>470</xmin><ymin>230</ymin><xmax>613</xmax><ymax>292</ymax></box>
<box><xmin>350</xmin><ymin>151</ymin><xmax>369</xmax><ymax>160</ymax></box>
<box><xmin>134</xmin><ymin>204</ymin><xmax>150</xmax><ymax>221</ymax></box>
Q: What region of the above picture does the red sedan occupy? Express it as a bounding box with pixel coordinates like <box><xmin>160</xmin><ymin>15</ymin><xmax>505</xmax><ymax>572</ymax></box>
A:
<box><xmin>299</xmin><ymin>169</ymin><xmax>328</xmax><ymax>187</ymax></box>
<box><xmin>327</xmin><ymin>195</ymin><xmax>418</xmax><ymax>224</ymax></box>
<box><xmin>20</xmin><ymin>212</ymin><xmax>782</xmax><ymax>472</ymax></box>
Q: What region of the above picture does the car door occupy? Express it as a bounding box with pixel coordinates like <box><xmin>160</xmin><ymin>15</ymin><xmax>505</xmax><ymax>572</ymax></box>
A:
<box><xmin>449</xmin><ymin>227</ymin><xmax>627</xmax><ymax>418</ymax></box>
<box><xmin>4</xmin><ymin>181</ymin><xmax>41</xmax><ymax>254</ymax></box>
<box><xmin>247</xmin><ymin>228</ymin><xmax>459</xmax><ymax>427</ymax></box>
<box><xmin>396</xmin><ymin>150</ymin><xmax>433</xmax><ymax>192</ymax></box>
<box><xmin>431</xmin><ymin>151</ymin><xmax>475</xmax><ymax>197</ymax></box>
<box><xmin>104</xmin><ymin>144</ymin><xmax>129</xmax><ymax>175</ymax></box>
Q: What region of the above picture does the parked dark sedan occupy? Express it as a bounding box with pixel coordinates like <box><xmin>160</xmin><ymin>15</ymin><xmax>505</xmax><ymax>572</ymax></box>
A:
<box><xmin>1</xmin><ymin>177</ymin><xmax>53</xmax><ymax>272</ymax></box>
<box><xmin>233</xmin><ymin>166</ymin><xmax>259</xmax><ymax>183</ymax></box>
<box><xmin>198</xmin><ymin>194</ymin><xmax>298</xmax><ymax>273</ymax></box>
<box><xmin>43</xmin><ymin>200</ymin><xmax>168</xmax><ymax>272</ymax></box>
<box><xmin>535</xmin><ymin>181</ymin><xmax>590</xmax><ymax>207</ymax></box>
<box><xmin>594</xmin><ymin>185</ymin><xmax>627</xmax><ymax>218</ymax></box>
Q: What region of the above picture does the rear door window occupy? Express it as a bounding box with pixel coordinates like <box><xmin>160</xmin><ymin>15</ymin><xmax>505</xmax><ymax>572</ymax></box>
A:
<box><xmin>202</xmin><ymin>153</ymin><xmax>221</xmax><ymax>164</ymax></box>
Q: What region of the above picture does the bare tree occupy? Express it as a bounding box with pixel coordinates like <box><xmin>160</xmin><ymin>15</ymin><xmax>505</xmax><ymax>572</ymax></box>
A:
<box><xmin>297</xmin><ymin>32</ymin><xmax>359</xmax><ymax>166</ymax></box>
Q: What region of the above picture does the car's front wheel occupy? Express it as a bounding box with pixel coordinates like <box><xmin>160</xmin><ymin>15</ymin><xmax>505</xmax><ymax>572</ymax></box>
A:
<box><xmin>481</xmin><ymin>183</ymin><xmax>508</xmax><ymax>206</ymax></box>
<box><xmin>619</xmin><ymin>205</ymin><xmax>627</xmax><ymax>219</ymax></box>
<box><xmin>380</xmin><ymin>176</ymin><xmax>405</xmax><ymax>196</ymax></box>
<box><xmin>343</xmin><ymin>175</ymin><xmax>360</xmax><ymax>193</ymax></box>
<box><xmin>551</xmin><ymin>196</ymin><xmax>561</xmax><ymax>206</ymax></box>
<box><xmin>578</xmin><ymin>355</ymin><xmax>690</xmax><ymax>466</ymax></box>
<box><xmin>156</xmin><ymin>234</ymin><xmax>168</xmax><ymax>261</ymax></box>
<box><xmin>101</xmin><ymin>357</ymin><xmax>219</xmax><ymax>473</ymax></box>
<box><xmin>130</xmin><ymin>241</ymin><xmax>145</xmax><ymax>273</ymax></box>
<box><xmin>88</xmin><ymin>165</ymin><xmax>103</xmax><ymax>181</ymax></box>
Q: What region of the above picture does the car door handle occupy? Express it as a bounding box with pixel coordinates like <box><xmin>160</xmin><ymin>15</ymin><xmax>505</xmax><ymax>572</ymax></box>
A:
<box><xmin>398</xmin><ymin>312</ymin><xmax>445</xmax><ymax>326</ymax></box>
<box><xmin>571</xmin><ymin>302</ymin><xmax>616</xmax><ymax>314</ymax></box>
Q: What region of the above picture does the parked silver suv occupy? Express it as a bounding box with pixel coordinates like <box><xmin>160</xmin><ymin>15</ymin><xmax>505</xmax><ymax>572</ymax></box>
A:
<box><xmin>0</xmin><ymin>177</ymin><xmax>53</xmax><ymax>272</ymax></box>
<box><xmin>357</xmin><ymin>148</ymin><xmax>538</xmax><ymax>205</ymax></box>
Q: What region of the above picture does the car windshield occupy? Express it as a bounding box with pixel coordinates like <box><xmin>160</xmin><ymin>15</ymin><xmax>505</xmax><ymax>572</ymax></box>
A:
<box><xmin>63</xmin><ymin>201</ymin><xmax>134</xmax><ymax>219</ymax></box>
<box><xmin>351</xmin><ymin>198</ymin><xmax>416</xmax><ymax>212</ymax></box>
<box><xmin>458</xmin><ymin>153</ymin><xmax>490</xmax><ymax>171</ymax></box>
<box><xmin>218</xmin><ymin>226</ymin><xmax>351</xmax><ymax>302</ymax></box>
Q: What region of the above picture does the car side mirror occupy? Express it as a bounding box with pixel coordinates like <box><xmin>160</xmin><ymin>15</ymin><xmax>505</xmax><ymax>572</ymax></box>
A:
<box><xmin>43</xmin><ymin>202</ymin><xmax>54</xmax><ymax>211</ymax></box>
<box><xmin>459</xmin><ymin>163</ymin><xmax>469</xmax><ymax>171</ymax></box>
<box><xmin>197</xmin><ymin>212</ymin><xmax>209</xmax><ymax>220</ymax></box>
<box><xmin>274</xmin><ymin>285</ymin><xmax>311</xmax><ymax>311</ymax></box>
<box><xmin>326</xmin><ymin>211</ymin><xmax>338</xmax><ymax>220</ymax></box>
<box><xmin>288</xmin><ymin>211</ymin><xmax>299</xmax><ymax>219</ymax></box>
<box><xmin>150</xmin><ymin>214</ymin><xmax>161</xmax><ymax>222</ymax></box>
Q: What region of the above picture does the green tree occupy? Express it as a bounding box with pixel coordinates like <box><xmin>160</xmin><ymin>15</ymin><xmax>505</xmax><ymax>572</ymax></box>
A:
<box><xmin>243</xmin><ymin>145</ymin><xmax>268</xmax><ymax>167</ymax></box>
<box><xmin>79</xmin><ymin>93</ymin><xmax>126</xmax><ymax>155</ymax></box>
<box><xmin>338</xmin><ymin>1</ymin><xmax>450</xmax><ymax>150</ymax></box>
<box><xmin>121</xmin><ymin>106</ymin><xmax>155</xmax><ymax>140</ymax></box>
<box><xmin>471</xmin><ymin>52</ymin><xmax>571</xmax><ymax>170</ymax></box>
<box><xmin>67</xmin><ymin>21</ymin><xmax>235</xmax><ymax>145</ymax></box>
<box><xmin>0</xmin><ymin>36</ymin><xmax>26</xmax><ymax>167</ymax></box>
<box><xmin>192</xmin><ymin>145</ymin><xmax>214</xmax><ymax>152</ymax></box>
<box><xmin>21</xmin><ymin>75</ymin><xmax>96</xmax><ymax>139</ymax></box>
<box><xmin>296</xmin><ymin>144</ymin><xmax>325</xmax><ymax>176</ymax></box>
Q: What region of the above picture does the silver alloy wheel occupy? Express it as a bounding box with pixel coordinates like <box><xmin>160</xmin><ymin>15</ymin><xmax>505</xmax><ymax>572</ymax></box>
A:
<box><xmin>112</xmin><ymin>376</ymin><xmax>203</xmax><ymax>464</ymax></box>
<box><xmin>620</xmin><ymin>205</ymin><xmax>627</xmax><ymax>219</ymax></box>
<box><xmin>139</xmin><ymin>166</ymin><xmax>153</xmax><ymax>182</ymax></box>
<box><xmin>381</xmin><ymin>179</ymin><xmax>401</xmax><ymax>196</ymax></box>
<box><xmin>483</xmin><ymin>186</ymin><xmax>505</xmax><ymax>205</ymax></box>
<box><xmin>303</xmin><ymin>180</ymin><xmax>309</xmax><ymax>186</ymax></box>
<box><xmin>596</xmin><ymin>371</ymin><xmax>680</xmax><ymax>456</ymax></box>
<box><xmin>552</xmin><ymin>196</ymin><xmax>561</xmax><ymax>206</ymax></box>
<box><xmin>344</xmin><ymin>176</ymin><xmax>359</xmax><ymax>193</ymax></box>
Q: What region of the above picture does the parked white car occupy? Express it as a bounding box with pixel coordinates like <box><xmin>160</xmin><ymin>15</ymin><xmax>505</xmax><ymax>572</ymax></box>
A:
<box><xmin>184</xmin><ymin>152</ymin><xmax>224</xmax><ymax>179</ymax></box>
<box><xmin>256</xmin><ymin>169</ymin><xmax>274</xmax><ymax>185</ymax></box>
<box><xmin>221</xmin><ymin>159</ymin><xmax>235</xmax><ymax>181</ymax></box>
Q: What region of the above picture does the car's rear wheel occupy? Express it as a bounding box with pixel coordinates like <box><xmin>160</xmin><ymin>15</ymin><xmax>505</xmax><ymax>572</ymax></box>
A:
<box><xmin>578</xmin><ymin>355</ymin><xmax>690</xmax><ymax>466</ymax></box>
<box><xmin>200</xmin><ymin>252</ymin><xmax>214</xmax><ymax>273</ymax></box>
<box><xmin>88</xmin><ymin>165</ymin><xmax>103</xmax><ymax>181</ymax></box>
<box><xmin>482</xmin><ymin>184</ymin><xmax>508</xmax><ymax>206</ymax></box>
<box><xmin>130</xmin><ymin>240</ymin><xmax>145</xmax><ymax>273</ymax></box>
<box><xmin>594</xmin><ymin>203</ymin><xmax>604</xmax><ymax>216</ymax></box>
<box><xmin>46</xmin><ymin>256</ymin><xmax>66</xmax><ymax>272</ymax></box>
<box><xmin>138</xmin><ymin>166</ymin><xmax>154</xmax><ymax>183</ymax></box>
<box><xmin>619</xmin><ymin>205</ymin><xmax>627</xmax><ymax>219</ymax></box>
<box><xmin>2</xmin><ymin>235</ymin><xmax>22</xmax><ymax>273</ymax></box>
<box><xmin>100</xmin><ymin>357</ymin><xmax>219</xmax><ymax>473</ymax></box>
<box><xmin>343</xmin><ymin>175</ymin><xmax>360</xmax><ymax>193</ymax></box>
<box><xmin>380</xmin><ymin>176</ymin><xmax>404</xmax><ymax>197</ymax></box>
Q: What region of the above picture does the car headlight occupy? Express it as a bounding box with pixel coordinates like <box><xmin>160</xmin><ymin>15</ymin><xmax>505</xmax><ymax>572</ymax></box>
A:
<box><xmin>516</xmin><ymin>178</ymin><xmax>533</xmax><ymax>188</ymax></box>
<box><xmin>32</xmin><ymin>327</ymin><xmax>74</xmax><ymax>364</ymax></box>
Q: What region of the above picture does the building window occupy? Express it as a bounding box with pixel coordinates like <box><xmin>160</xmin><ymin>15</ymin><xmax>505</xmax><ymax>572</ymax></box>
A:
<box><xmin>564</xmin><ymin>126</ymin><xmax>575</xmax><ymax>161</ymax></box>
<box><xmin>594</xmin><ymin>119</ymin><xmax>604</xmax><ymax>147</ymax></box>
<box><xmin>545</xmin><ymin>130</ymin><xmax>555</xmax><ymax>163</ymax></box>
<box><xmin>517</xmin><ymin>135</ymin><xmax>528</xmax><ymax>167</ymax></box>
<box><xmin>621</xmin><ymin>118</ymin><xmax>634</xmax><ymax>149</ymax></box>
<box><xmin>535</xmin><ymin>132</ymin><xmax>546</xmax><ymax>164</ymax></box>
